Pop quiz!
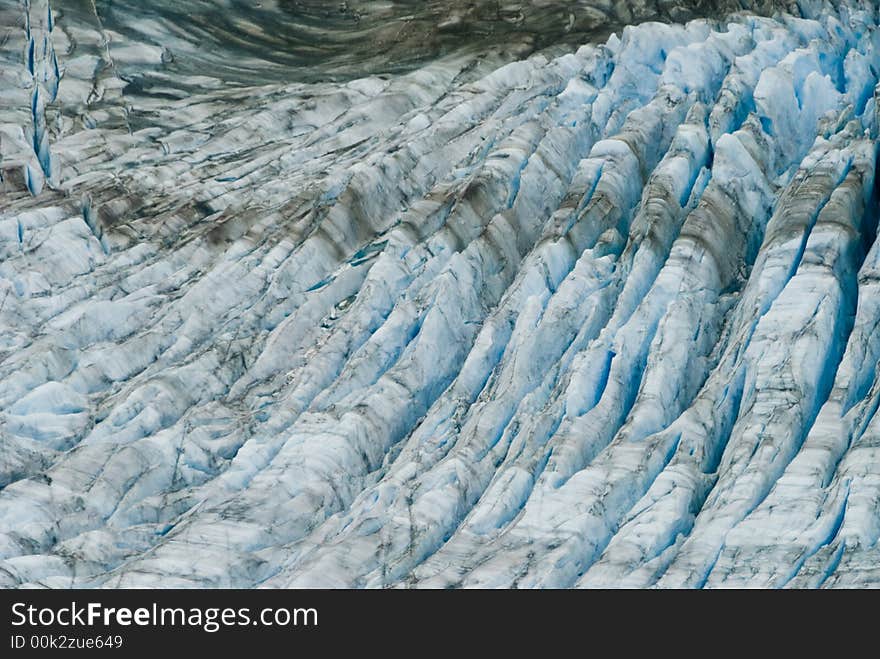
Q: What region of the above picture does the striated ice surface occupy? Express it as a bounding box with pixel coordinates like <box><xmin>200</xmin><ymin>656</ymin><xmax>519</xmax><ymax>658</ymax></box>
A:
<box><xmin>1</xmin><ymin>0</ymin><xmax>880</xmax><ymax>588</ymax></box>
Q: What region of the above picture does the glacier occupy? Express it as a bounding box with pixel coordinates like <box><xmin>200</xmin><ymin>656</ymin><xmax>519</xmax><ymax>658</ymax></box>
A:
<box><xmin>1</xmin><ymin>0</ymin><xmax>880</xmax><ymax>588</ymax></box>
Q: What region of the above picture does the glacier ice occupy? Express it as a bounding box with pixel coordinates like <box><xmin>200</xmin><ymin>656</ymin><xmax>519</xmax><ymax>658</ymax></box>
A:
<box><xmin>1</xmin><ymin>0</ymin><xmax>880</xmax><ymax>588</ymax></box>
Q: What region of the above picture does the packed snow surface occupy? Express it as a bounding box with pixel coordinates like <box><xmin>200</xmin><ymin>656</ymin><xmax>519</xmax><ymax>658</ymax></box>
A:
<box><xmin>1</xmin><ymin>0</ymin><xmax>880</xmax><ymax>588</ymax></box>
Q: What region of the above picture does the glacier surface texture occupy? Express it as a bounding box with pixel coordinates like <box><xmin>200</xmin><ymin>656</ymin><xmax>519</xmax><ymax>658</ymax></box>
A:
<box><xmin>1</xmin><ymin>0</ymin><xmax>880</xmax><ymax>588</ymax></box>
